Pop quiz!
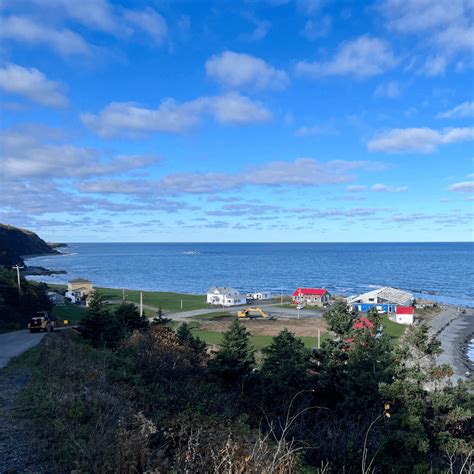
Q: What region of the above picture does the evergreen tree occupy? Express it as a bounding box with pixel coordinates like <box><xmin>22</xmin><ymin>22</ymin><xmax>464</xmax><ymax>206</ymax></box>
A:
<box><xmin>176</xmin><ymin>322</ymin><xmax>207</xmax><ymax>354</ymax></box>
<box><xmin>114</xmin><ymin>302</ymin><xmax>149</xmax><ymax>332</ymax></box>
<box><xmin>261</xmin><ymin>328</ymin><xmax>312</xmax><ymax>395</ymax></box>
<box><xmin>209</xmin><ymin>318</ymin><xmax>255</xmax><ymax>385</ymax></box>
<box><xmin>79</xmin><ymin>291</ymin><xmax>122</xmax><ymax>348</ymax></box>
<box><xmin>323</xmin><ymin>301</ymin><xmax>356</xmax><ymax>337</ymax></box>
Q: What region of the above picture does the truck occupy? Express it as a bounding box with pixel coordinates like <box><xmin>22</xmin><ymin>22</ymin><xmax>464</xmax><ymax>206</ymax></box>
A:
<box><xmin>28</xmin><ymin>311</ymin><xmax>56</xmax><ymax>333</ymax></box>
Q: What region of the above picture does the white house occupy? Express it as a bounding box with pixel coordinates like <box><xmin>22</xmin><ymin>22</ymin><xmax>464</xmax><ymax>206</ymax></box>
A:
<box><xmin>207</xmin><ymin>287</ymin><xmax>247</xmax><ymax>306</ymax></box>
<box><xmin>247</xmin><ymin>291</ymin><xmax>272</xmax><ymax>301</ymax></box>
<box><xmin>390</xmin><ymin>306</ymin><xmax>415</xmax><ymax>325</ymax></box>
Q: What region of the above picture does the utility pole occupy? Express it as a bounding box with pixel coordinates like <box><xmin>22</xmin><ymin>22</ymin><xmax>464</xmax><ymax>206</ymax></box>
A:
<box><xmin>297</xmin><ymin>305</ymin><xmax>300</xmax><ymax>320</ymax></box>
<box><xmin>140</xmin><ymin>292</ymin><xmax>143</xmax><ymax>317</ymax></box>
<box><xmin>180</xmin><ymin>299</ymin><xmax>183</xmax><ymax>310</ymax></box>
<box><xmin>317</xmin><ymin>328</ymin><xmax>321</xmax><ymax>349</ymax></box>
<box><xmin>280</xmin><ymin>290</ymin><xmax>283</xmax><ymax>306</ymax></box>
<box><xmin>12</xmin><ymin>265</ymin><xmax>24</xmax><ymax>295</ymax></box>
<box><xmin>122</xmin><ymin>289</ymin><xmax>125</xmax><ymax>302</ymax></box>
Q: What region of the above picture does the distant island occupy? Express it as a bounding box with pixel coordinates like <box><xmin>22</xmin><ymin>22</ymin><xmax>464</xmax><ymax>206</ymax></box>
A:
<box><xmin>0</xmin><ymin>223</ymin><xmax>67</xmax><ymax>275</ymax></box>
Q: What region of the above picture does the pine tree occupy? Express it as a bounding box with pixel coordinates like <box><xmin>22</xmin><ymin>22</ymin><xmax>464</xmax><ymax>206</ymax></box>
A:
<box><xmin>176</xmin><ymin>322</ymin><xmax>206</xmax><ymax>354</ymax></box>
<box><xmin>79</xmin><ymin>291</ymin><xmax>122</xmax><ymax>348</ymax></box>
<box><xmin>323</xmin><ymin>300</ymin><xmax>356</xmax><ymax>337</ymax></box>
<box><xmin>209</xmin><ymin>318</ymin><xmax>255</xmax><ymax>385</ymax></box>
<box><xmin>114</xmin><ymin>302</ymin><xmax>149</xmax><ymax>332</ymax></box>
<box><xmin>261</xmin><ymin>328</ymin><xmax>312</xmax><ymax>394</ymax></box>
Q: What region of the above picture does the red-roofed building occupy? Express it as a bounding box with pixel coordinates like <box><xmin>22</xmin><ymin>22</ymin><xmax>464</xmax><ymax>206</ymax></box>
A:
<box><xmin>393</xmin><ymin>306</ymin><xmax>415</xmax><ymax>325</ymax></box>
<box><xmin>292</xmin><ymin>288</ymin><xmax>330</xmax><ymax>307</ymax></box>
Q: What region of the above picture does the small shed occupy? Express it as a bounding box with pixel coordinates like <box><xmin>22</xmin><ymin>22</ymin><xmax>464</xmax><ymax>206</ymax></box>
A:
<box><xmin>394</xmin><ymin>306</ymin><xmax>414</xmax><ymax>325</ymax></box>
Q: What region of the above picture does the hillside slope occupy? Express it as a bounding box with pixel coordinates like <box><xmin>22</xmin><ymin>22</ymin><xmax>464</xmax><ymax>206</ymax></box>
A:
<box><xmin>0</xmin><ymin>224</ymin><xmax>58</xmax><ymax>266</ymax></box>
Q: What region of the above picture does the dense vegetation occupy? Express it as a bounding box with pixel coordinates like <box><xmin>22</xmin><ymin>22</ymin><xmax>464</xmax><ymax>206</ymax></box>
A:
<box><xmin>0</xmin><ymin>223</ymin><xmax>58</xmax><ymax>266</ymax></box>
<box><xmin>0</xmin><ymin>267</ymin><xmax>52</xmax><ymax>330</ymax></box>
<box><xmin>17</xmin><ymin>296</ymin><xmax>473</xmax><ymax>472</ymax></box>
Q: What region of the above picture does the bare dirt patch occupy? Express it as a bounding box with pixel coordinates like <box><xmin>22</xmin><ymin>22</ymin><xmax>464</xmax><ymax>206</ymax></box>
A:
<box><xmin>197</xmin><ymin>317</ymin><xmax>327</xmax><ymax>337</ymax></box>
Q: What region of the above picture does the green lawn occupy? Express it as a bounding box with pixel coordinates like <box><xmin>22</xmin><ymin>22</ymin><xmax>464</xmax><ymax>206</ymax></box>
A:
<box><xmin>52</xmin><ymin>303</ymin><xmax>86</xmax><ymax>324</ymax></box>
<box><xmin>381</xmin><ymin>316</ymin><xmax>406</xmax><ymax>341</ymax></box>
<box><xmin>190</xmin><ymin>327</ymin><xmax>323</xmax><ymax>350</ymax></box>
<box><xmin>95</xmin><ymin>287</ymin><xmax>210</xmax><ymax>313</ymax></box>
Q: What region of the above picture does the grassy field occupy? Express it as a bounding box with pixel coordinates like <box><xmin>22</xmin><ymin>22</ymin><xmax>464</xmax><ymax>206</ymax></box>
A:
<box><xmin>52</xmin><ymin>303</ymin><xmax>85</xmax><ymax>324</ymax></box>
<box><xmin>381</xmin><ymin>316</ymin><xmax>406</xmax><ymax>341</ymax></box>
<box><xmin>189</xmin><ymin>325</ymin><xmax>323</xmax><ymax>350</ymax></box>
<box><xmin>96</xmin><ymin>287</ymin><xmax>210</xmax><ymax>313</ymax></box>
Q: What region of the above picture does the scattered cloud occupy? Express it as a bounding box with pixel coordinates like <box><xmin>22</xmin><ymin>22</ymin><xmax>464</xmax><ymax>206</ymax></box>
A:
<box><xmin>380</xmin><ymin>0</ymin><xmax>474</xmax><ymax>75</ymax></box>
<box><xmin>122</xmin><ymin>8</ymin><xmax>168</xmax><ymax>45</ymax></box>
<box><xmin>0</xmin><ymin>127</ymin><xmax>157</xmax><ymax>179</ymax></box>
<box><xmin>300</xmin><ymin>16</ymin><xmax>331</xmax><ymax>41</ymax></box>
<box><xmin>294</xmin><ymin>121</ymin><xmax>338</xmax><ymax>137</ymax></box>
<box><xmin>374</xmin><ymin>80</ymin><xmax>401</xmax><ymax>99</ymax></box>
<box><xmin>295</xmin><ymin>36</ymin><xmax>396</xmax><ymax>79</ymax></box>
<box><xmin>437</xmin><ymin>101</ymin><xmax>474</xmax><ymax>119</ymax></box>
<box><xmin>448</xmin><ymin>181</ymin><xmax>474</xmax><ymax>193</ymax></box>
<box><xmin>239</xmin><ymin>16</ymin><xmax>271</xmax><ymax>42</ymax></box>
<box><xmin>0</xmin><ymin>15</ymin><xmax>91</xmax><ymax>56</ymax></box>
<box><xmin>77</xmin><ymin>158</ymin><xmax>385</xmax><ymax>196</ymax></box>
<box><xmin>346</xmin><ymin>185</ymin><xmax>367</xmax><ymax>192</ymax></box>
<box><xmin>368</xmin><ymin>127</ymin><xmax>474</xmax><ymax>153</ymax></box>
<box><xmin>371</xmin><ymin>183</ymin><xmax>408</xmax><ymax>193</ymax></box>
<box><xmin>0</xmin><ymin>64</ymin><xmax>68</xmax><ymax>107</ymax></box>
<box><xmin>205</xmin><ymin>51</ymin><xmax>288</xmax><ymax>91</ymax></box>
<box><xmin>81</xmin><ymin>93</ymin><xmax>272</xmax><ymax>137</ymax></box>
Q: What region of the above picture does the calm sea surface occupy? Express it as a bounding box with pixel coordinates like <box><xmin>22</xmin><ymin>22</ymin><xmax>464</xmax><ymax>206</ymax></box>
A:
<box><xmin>26</xmin><ymin>242</ymin><xmax>474</xmax><ymax>307</ymax></box>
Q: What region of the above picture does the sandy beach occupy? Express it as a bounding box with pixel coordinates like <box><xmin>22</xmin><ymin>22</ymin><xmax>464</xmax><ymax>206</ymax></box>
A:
<box><xmin>429</xmin><ymin>305</ymin><xmax>474</xmax><ymax>383</ymax></box>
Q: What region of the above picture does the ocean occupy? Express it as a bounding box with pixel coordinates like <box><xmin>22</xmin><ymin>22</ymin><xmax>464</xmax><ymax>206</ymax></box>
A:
<box><xmin>26</xmin><ymin>242</ymin><xmax>474</xmax><ymax>307</ymax></box>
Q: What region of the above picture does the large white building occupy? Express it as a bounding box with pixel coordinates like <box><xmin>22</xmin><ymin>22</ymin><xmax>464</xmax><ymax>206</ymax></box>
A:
<box><xmin>207</xmin><ymin>287</ymin><xmax>247</xmax><ymax>306</ymax></box>
<box><xmin>346</xmin><ymin>287</ymin><xmax>413</xmax><ymax>314</ymax></box>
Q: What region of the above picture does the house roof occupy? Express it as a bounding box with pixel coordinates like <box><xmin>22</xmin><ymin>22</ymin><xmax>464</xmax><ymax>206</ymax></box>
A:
<box><xmin>346</xmin><ymin>287</ymin><xmax>412</xmax><ymax>306</ymax></box>
<box><xmin>69</xmin><ymin>278</ymin><xmax>91</xmax><ymax>284</ymax></box>
<box><xmin>292</xmin><ymin>288</ymin><xmax>328</xmax><ymax>297</ymax></box>
<box><xmin>396</xmin><ymin>306</ymin><xmax>414</xmax><ymax>315</ymax></box>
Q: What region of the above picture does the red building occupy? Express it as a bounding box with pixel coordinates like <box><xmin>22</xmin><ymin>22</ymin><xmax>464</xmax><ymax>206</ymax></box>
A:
<box><xmin>292</xmin><ymin>288</ymin><xmax>330</xmax><ymax>307</ymax></box>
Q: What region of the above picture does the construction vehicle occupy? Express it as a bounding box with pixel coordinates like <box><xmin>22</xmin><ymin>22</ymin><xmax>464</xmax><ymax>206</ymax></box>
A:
<box><xmin>237</xmin><ymin>307</ymin><xmax>273</xmax><ymax>319</ymax></box>
<box><xmin>28</xmin><ymin>311</ymin><xmax>56</xmax><ymax>333</ymax></box>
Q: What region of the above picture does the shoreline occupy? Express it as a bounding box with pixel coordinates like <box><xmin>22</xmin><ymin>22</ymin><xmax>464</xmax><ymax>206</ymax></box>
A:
<box><xmin>428</xmin><ymin>306</ymin><xmax>474</xmax><ymax>382</ymax></box>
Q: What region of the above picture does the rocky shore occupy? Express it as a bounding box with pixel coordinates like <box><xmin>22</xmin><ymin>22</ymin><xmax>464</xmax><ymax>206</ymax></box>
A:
<box><xmin>429</xmin><ymin>305</ymin><xmax>474</xmax><ymax>383</ymax></box>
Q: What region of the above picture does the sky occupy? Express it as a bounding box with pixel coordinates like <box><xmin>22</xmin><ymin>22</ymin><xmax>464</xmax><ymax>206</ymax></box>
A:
<box><xmin>0</xmin><ymin>0</ymin><xmax>473</xmax><ymax>243</ymax></box>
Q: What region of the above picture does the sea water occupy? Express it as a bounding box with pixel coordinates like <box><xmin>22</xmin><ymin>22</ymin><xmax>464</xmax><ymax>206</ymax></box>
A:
<box><xmin>26</xmin><ymin>242</ymin><xmax>474</xmax><ymax>306</ymax></box>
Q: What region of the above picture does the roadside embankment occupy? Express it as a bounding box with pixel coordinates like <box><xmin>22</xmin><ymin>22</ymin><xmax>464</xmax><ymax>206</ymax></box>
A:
<box><xmin>428</xmin><ymin>305</ymin><xmax>474</xmax><ymax>383</ymax></box>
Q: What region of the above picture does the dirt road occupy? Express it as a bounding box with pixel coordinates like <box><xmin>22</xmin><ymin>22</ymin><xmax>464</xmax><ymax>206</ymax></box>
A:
<box><xmin>0</xmin><ymin>330</ymin><xmax>46</xmax><ymax>370</ymax></box>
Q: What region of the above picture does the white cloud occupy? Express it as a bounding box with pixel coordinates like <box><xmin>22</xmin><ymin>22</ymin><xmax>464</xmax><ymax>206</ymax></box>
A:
<box><xmin>295</xmin><ymin>36</ymin><xmax>396</xmax><ymax>78</ymax></box>
<box><xmin>239</xmin><ymin>19</ymin><xmax>271</xmax><ymax>42</ymax></box>
<box><xmin>368</xmin><ymin>127</ymin><xmax>474</xmax><ymax>153</ymax></box>
<box><xmin>294</xmin><ymin>122</ymin><xmax>338</xmax><ymax>137</ymax></box>
<box><xmin>374</xmin><ymin>80</ymin><xmax>401</xmax><ymax>99</ymax></box>
<box><xmin>123</xmin><ymin>8</ymin><xmax>168</xmax><ymax>44</ymax></box>
<box><xmin>380</xmin><ymin>0</ymin><xmax>474</xmax><ymax>74</ymax></box>
<box><xmin>448</xmin><ymin>181</ymin><xmax>474</xmax><ymax>193</ymax></box>
<box><xmin>77</xmin><ymin>159</ymin><xmax>384</xmax><ymax>196</ymax></box>
<box><xmin>437</xmin><ymin>101</ymin><xmax>474</xmax><ymax>119</ymax></box>
<box><xmin>300</xmin><ymin>16</ymin><xmax>331</xmax><ymax>41</ymax></box>
<box><xmin>205</xmin><ymin>51</ymin><xmax>288</xmax><ymax>91</ymax></box>
<box><xmin>81</xmin><ymin>93</ymin><xmax>271</xmax><ymax>137</ymax></box>
<box><xmin>346</xmin><ymin>185</ymin><xmax>367</xmax><ymax>192</ymax></box>
<box><xmin>0</xmin><ymin>127</ymin><xmax>156</xmax><ymax>179</ymax></box>
<box><xmin>371</xmin><ymin>183</ymin><xmax>408</xmax><ymax>193</ymax></box>
<box><xmin>0</xmin><ymin>64</ymin><xmax>68</xmax><ymax>107</ymax></box>
<box><xmin>0</xmin><ymin>16</ymin><xmax>90</xmax><ymax>56</ymax></box>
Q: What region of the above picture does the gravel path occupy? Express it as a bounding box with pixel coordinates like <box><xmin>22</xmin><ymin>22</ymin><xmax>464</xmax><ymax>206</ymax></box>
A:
<box><xmin>0</xmin><ymin>368</ymin><xmax>50</xmax><ymax>473</ymax></box>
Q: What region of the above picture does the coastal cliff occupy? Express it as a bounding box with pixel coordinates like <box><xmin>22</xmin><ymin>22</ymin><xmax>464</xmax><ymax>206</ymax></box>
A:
<box><xmin>0</xmin><ymin>223</ymin><xmax>59</xmax><ymax>267</ymax></box>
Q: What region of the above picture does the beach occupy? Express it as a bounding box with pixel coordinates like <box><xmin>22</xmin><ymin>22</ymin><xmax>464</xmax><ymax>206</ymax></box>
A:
<box><xmin>429</xmin><ymin>305</ymin><xmax>474</xmax><ymax>383</ymax></box>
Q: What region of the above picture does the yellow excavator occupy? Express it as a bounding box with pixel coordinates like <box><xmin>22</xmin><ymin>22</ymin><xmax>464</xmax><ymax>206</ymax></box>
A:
<box><xmin>237</xmin><ymin>307</ymin><xmax>272</xmax><ymax>319</ymax></box>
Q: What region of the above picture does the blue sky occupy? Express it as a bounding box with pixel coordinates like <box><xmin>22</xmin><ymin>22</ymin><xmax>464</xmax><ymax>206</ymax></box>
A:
<box><xmin>0</xmin><ymin>0</ymin><xmax>473</xmax><ymax>242</ymax></box>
